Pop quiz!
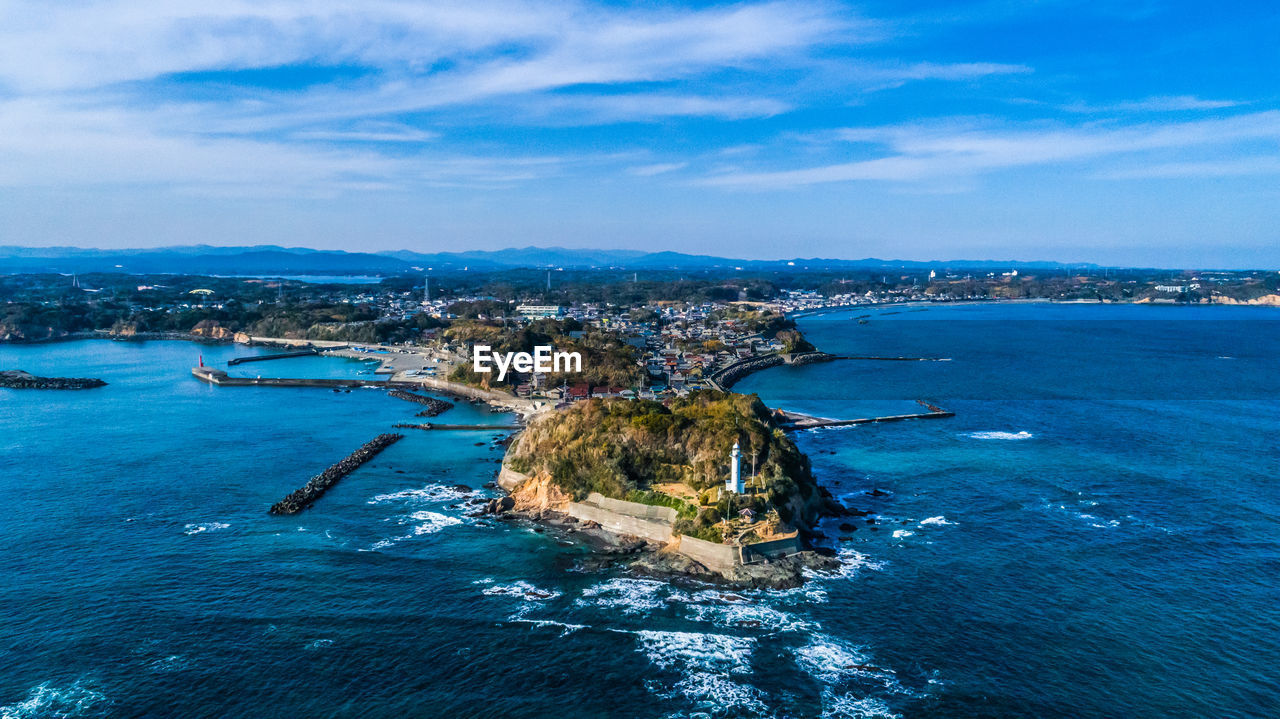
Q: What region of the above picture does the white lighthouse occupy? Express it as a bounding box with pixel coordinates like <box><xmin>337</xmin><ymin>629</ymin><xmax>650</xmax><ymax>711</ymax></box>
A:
<box><xmin>726</xmin><ymin>441</ymin><xmax>744</xmax><ymax>494</ymax></box>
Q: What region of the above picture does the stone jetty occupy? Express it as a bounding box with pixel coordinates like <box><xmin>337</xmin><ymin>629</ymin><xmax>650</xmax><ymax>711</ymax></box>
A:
<box><xmin>268</xmin><ymin>433</ymin><xmax>404</xmax><ymax>515</ymax></box>
<box><xmin>0</xmin><ymin>370</ymin><xmax>106</xmax><ymax>390</ymax></box>
<box><xmin>387</xmin><ymin>389</ymin><xmax>455</xmax><ymax>417</ymax></box>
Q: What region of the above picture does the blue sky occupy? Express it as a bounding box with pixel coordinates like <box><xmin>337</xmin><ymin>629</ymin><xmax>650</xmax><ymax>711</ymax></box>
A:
<box><xmin>0</xmin><ymin>1</ymin><xmax>1277</xmax><ymax>266</ymax></box>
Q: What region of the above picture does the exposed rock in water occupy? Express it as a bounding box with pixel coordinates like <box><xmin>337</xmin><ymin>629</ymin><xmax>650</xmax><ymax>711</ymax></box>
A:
<box><xmin>480</xmin><ymin>496</ymin><xmax>516</xmax><ymax>515</ymax></box>
<box><xmin>0</xmin><ymin>370</ymin><xmax>106</xmax><ymax>390</ymax></box>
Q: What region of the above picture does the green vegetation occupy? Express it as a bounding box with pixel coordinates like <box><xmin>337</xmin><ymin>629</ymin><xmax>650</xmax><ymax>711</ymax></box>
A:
<box><xmin>624</xmin><ymin>489</ymin><xmax>698</xmax><ymax>519</ymax></box>
<box><xmin>444</xmin><ymin>318</ymin><xmax>641</xmax><ymax>389</ymax></box>
<box><xmin>505</xmin><ymin>390</ymin><xmax>820</xmax><ymax>542</ymax></box>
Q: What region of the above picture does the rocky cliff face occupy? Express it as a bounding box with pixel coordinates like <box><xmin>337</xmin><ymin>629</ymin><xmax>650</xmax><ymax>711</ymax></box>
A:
<box><xmin>190</xmin><ymin>320</ymin><xmax>234</xmax><ymax>340</ymax></box>
<box><xmin>1210</xmin><ymin>293</ymin><xmax>1280</xmax><ymax>306</ymax></box>
<box><xmin>509</xmin><ymin>471</ymin><xmax>573</xmax><ymax>514</ymax></box>
<box><xmin>110</xmin><ymin>320</ymin><xmax>140</xmax><ymax>337</ymax></box>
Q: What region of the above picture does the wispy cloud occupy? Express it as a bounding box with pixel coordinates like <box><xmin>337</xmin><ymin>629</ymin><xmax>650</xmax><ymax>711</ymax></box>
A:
<box><xmin>291</xmin><ymin>123</ymin><xmax>440</xmax><ymax>143</ymax></box>
<box><xmin>699</xmin><ymin>111</ymin><xmax>1280</xmax><ymax>188</ymax></box>
<box><xmin>1062</xmin><ymin>95</ymin><xmax>1246</xmax><ymax>113</ymax></box>
<box><xmin>627</xmin><ymin>162</ymin><xmax>688</xmax><ymax>177</ymax></box>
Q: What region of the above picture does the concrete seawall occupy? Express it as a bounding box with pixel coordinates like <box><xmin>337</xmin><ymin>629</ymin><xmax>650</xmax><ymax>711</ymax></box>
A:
<box><xmin>493</xmin><ymin>469</ymin><xmax>804</xmax><ymax>571</ymax></box>
<box><xmin>567</xmin><ymin>493</ymin><xmax>675</xmax><ymax>544</ymax></box>
<box><xmin>741</xmin><ymin>536</ymin><xmax>802</xmax><ymax>562</ymax></box>
<box><xmin>675</xmin><ymin>535</ymin><xmax>741</xmax><ymax>572</ymax></box>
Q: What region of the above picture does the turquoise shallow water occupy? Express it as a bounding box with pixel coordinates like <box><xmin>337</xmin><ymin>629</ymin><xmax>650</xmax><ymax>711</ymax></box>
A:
<box><xmin>2</xmin><ymin>304</ymin><xmax>1278</xmax><ymax>718</ymax></box>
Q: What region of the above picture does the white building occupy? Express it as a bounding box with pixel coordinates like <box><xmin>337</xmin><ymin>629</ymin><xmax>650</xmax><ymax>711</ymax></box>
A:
<box><xmin>516</xmin><ymin>305</ymin><xmax>565</xmax><ymax>318</ymax></box>
<box><xmin>725</xmin><ymin>441</ymin><xmax>744</xmax><ymax>494</ymax></box>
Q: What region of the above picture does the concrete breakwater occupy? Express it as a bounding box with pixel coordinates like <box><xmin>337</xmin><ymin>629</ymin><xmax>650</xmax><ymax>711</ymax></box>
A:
<box><xmin>774</xmin><ymin>405</ymin><xmax>954</xmax><ymax>429</ymax></box>
<box><xmin>782</xmin><ymin>351</ymin><xmax>839</xmax><ymax>367</ymax></box>
<box><xmin>387</xmin><ymin>389</ymin><xmax>454</xmax><ymax>417</ymax></box>
<box><xmin>268</xmin><ymin>433</ymin><xmax>404</xmax><ymax>515</ymax></box>
<box><xmin>708</xmin><ymin>354</ymin><xmax>784</xmax><ymax>390</ymax></box>
<box><xmin>192</xmin><ymin>366</ymin><xmax>385</xmax><ymax>388</ymax></box>
<box><xmin>0</xmin><ymin>370</ymin><xmax>106</xmax><ymax>390</ymax></box>
<box><xmin>226</xmin><ymin>349</ymin><xmax>319</xmax><ymax>365</ymax></box>
<box><xmin>393</xmin><ymin>423</ymin><xmax>522</xmax><ymax>431</ymax></box>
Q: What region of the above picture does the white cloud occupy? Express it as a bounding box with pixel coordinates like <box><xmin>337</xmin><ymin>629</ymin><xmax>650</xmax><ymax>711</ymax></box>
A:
<box><xmin>627</xmin><ymin>162</ymin><xmax>688</xmax><ymax>177</ymax></box>
<box><xmin>1063</xmin><ymin>95</ymin><xmax>1246</xmax><ymax>113</ymax></box>
<box><xmin>0</xmin><ymin>97</ymin><xmax>569</xmax><ymax>194</ymax></box>
<box><xmin>699</xmin><ymin>111</ymin><xmax>1280</xmax><ymax>188</ymax></box>
<box><xmin>291</xmin><ymin>122</ymin><xmax>439</xmax><ymax>143</ymax></box>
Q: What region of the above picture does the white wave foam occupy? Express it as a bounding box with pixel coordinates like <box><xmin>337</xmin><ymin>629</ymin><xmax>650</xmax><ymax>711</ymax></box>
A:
<box><xmin>1078</xmin><ymin>513</ymin><xmax>1120</xmax><ymax>529</ymax></box>
<box><xmin>513</xmin><ymin>618</ymin><xmax>586</xmax><ymax>636</ymax></box>
<box><xmin>795</xmin><ymin>636</ymin><xmax>921</xmax><ymax>716</ymax></box>
<box><xmin>577</xmin><ymin>577</ymin><xmax>685</xmax><ymax>616</ymax></box>
<box><xmin>635</xmin><ymin>630</ymin><xmax>766</xmax><ymax>713</ymax></box>
<box><xmin>636</xmin><ymin>630</ymin><xmax>754</xmax><ymax>674</ymax></box>
<box><xmin>368</xmin><ymin>511</ymin><xmax>461</xmax><ymax>549</ymax></box>
<box><xmin>810</xmin><ymin>549</ymin><xmax>886</xmax><ymax>582</ymax></box>
<box><xmin>822</xmin><ymin>692</ymin><xmax>901</xmax><ymax>719</ymax></box>
<box><xmin>794</xmin><ymin>637</ymin><xmax>874</xmax><ymax>685</ymax></box>
<box><xmin>406</xmin><ymin>510</ymin><xmax>462</xmax><ymax>532</ymax></box>
<box><xmin>667</xmin><ymin>673</ymin><xmax>768</xmax><ymax>715</ymax></box>
<box><xmin>891</xmin><ymin>529</ymin><xmax>914</xmax><ymax>539</ymax></box>
<box><xmin>918</xmin><ymin>516</ymin><xmax>953</xmax><ymax>527</ymax></box>
<box><xmin>683</xmin><ymin>600</ymin><xmax>815</xmax><ymax>633</ymax></box>
<box><xmin>1044</xmin><ymin>501</ymin><xmax>1124</xmax><ymax>530</ymax></box>
<box><xmin>0</xmin><ymin>682</ymin><xmax>108</xmax><ymax>718</ymax></box>
<box><xmin>183</xmin><ymin>522</ymin><xmax>229</xmax><ymax>535</ymax></box>
<box><xmin>481</xmin><ymin>581</ymin><xmax>562</xmax><ymax>601</ymax></box>
<box><xmin>369</xmin><ymin>484</ymin><xmax>476</xmax><ymax>505</ymax></box>
<box><xmin>965</xmin><ymin>430</ymin><xmax>1033</xmax><ymax>440</ymax></box>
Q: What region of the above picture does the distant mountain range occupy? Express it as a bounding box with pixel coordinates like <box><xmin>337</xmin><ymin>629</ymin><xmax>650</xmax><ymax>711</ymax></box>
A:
<box><xmin>0</xmin><ymin>244</ymin><xmax>1100</xmax><ymax>275</ymax></box>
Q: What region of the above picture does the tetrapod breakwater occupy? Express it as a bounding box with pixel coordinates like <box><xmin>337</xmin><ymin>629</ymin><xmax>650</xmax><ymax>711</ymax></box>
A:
<box><xmin>387</xmin><ymin>389</ymin><xmax>455</xmax><ymax>417</ymax></box>
<box><xmin>268</xmin><ymin>433</ymin><xmax>404</xmax><ymax>515</ymax></box>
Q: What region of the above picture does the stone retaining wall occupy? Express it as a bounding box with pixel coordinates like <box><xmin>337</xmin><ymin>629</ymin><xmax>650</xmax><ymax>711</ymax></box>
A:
<box><xmin>566</xmin><ymin>501</ymin><xmax>674</xmax><ymax>544</ymax></box>
<box><xmin>583</xmin><ymin>492</ymin><xmax>678</xmax><ymax>523</ymax></box>
<box><xmin>741</xmin><ymin>535</ymin><xmax>802</xmax><ymax>563</ymax></box>
<box><xmin>676</xmin><ymin>535</ymin><xmax>742</xmax><ymax>572</ymax></box>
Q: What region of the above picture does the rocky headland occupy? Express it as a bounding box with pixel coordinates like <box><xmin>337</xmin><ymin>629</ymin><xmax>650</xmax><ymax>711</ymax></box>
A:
<box><xmin>482</xmin><ymin>392</ymin><xmax>846</xmax><ymax>589</ymax></box>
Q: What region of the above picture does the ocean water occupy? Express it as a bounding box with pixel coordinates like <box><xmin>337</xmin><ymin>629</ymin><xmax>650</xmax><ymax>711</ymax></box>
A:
<box><xmin>2</xmin><ymin>304</ymin><xmax>1278</xmax><ymax>718</ymax></box>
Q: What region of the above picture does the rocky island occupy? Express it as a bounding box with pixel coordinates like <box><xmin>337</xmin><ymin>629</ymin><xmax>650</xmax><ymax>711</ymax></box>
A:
<box><xmin>0</xmin><ymin>370</ymin><xmax>107</xmax><ymax>390</ymax></box>
<box><xmin>489</xmin><ymin>390</ymin><xmax>842</xmax><ymax>588</ymax></box>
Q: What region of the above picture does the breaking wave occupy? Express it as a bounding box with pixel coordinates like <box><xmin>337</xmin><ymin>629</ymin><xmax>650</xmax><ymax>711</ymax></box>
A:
<box><xmin>479</xmin><ymin>580</ymin><xmax>562</xmax><ymax>602</ymax></box>
<box><xmin>0</xmin><ymin>681</ymin><xmax>109</xmax><ymax>719</ymax></box>
<box><xmin>635</xmin><ymin>630</ymin><xmax>766</xmax><ymax>715</ymax></box>
<box><xmin>368</xmin><ymin>483</ymin><xmax>476</xmax><ymax>505</ymax></box>
<box><xmin>183</xmin><ymin>522</ymin><xmax>229</xmax><ymax>535</ymax></box>
<box><xmin>577</xmin><ymin>577</ymin><xmax>686</xmax><ymax>616</ymax></box>
<box><xmin>965</xmin><ymin>430</ymin><xmax>1034</xmax><ymax>440</ymax></box>
<box><xmin>368</xmin><ymin>510</ymin><xmax>462</xmax><ymax>550</ymax></box>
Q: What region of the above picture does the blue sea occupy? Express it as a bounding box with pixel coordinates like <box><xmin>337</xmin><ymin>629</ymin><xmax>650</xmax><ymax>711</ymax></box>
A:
<box><xmin>2</xmin><ymin>303</ymin><xmax>1278</xmax><ymax>718</ymax></box>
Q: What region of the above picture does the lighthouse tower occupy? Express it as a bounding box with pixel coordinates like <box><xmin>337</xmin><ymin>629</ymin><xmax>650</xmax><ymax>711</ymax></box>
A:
<box><xmin>726</xmin><ymin>441</ymin><xmax>743</xmax><ymax>494</ymax></box>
